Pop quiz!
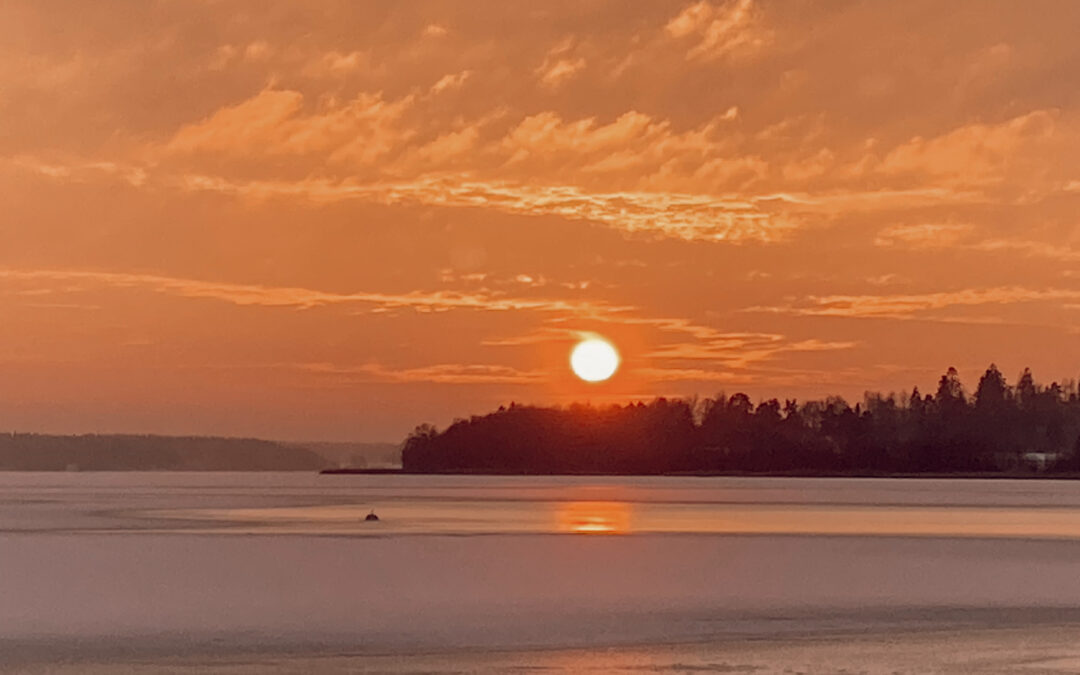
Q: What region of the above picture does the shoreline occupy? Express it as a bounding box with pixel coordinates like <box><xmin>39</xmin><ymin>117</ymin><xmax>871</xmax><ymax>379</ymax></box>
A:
<box><xmin>322</xmin><ymin>467</ymin><xmax>1080</xmax><ymax>479</ymax></box>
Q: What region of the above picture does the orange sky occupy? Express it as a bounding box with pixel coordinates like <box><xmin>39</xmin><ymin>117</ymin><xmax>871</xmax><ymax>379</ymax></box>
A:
<box><xmin>2</xmin><ymin>1</ymin><xmax>1080</xmax><ymax>441</ymax></box>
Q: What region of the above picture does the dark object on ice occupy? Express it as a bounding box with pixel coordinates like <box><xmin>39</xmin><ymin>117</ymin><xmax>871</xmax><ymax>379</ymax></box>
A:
<box><xmin>365</xmin><ymin>510</ymin><xmax>379</xmax><ymax>522</ymax></box>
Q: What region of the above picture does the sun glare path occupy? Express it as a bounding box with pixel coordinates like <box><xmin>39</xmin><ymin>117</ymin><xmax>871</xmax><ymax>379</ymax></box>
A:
<box><xmin>570</xmin><ymin>337</ymin><xmax>620</xmax><ymax>382</ymax></box>
<box><xmin>557</xmin><ymin>501</ymin><xmax>632</xmax><ymax>535</ymax></box>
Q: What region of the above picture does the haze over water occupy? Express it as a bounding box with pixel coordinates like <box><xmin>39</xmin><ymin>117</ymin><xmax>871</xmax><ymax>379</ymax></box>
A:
<box><xmin>6</xmin><ymin>473</ymin><xmax>1080</xmax><ymax>673</ymax></box>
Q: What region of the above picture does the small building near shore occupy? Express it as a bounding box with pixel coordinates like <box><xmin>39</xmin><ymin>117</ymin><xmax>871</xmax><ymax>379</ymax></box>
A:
<box><xmin>1023</xmin><ymin>452</ymin><xmax>1059</xmax><ymax>472</ymax></box>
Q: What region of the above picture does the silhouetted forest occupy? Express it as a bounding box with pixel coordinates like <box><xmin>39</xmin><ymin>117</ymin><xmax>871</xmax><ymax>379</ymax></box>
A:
<box><xmin>403</xmin><ymin>365</ymin><xmax>1080</xmax><ymax>475</ymax></box>
<box><xmin>0</xmin><ymin>434</ymin><xmax>328</xmax><ymax>471</ymax></box>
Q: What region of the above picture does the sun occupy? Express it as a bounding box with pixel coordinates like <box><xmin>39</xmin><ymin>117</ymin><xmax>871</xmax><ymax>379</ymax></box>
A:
<box><xmin>570</xmin><ymin>337</ymin><xmax>620</xmax><ymax>382</ymax></box>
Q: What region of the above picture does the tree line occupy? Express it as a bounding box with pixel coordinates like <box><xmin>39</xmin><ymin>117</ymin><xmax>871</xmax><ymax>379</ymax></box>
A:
<box><xmin>0</xmin><ymin>433</ymin><xmax>328</xmax><ymax>471</ymax></box>
<box><xmin>402</xmin><ymin>365</ymin><xmax>1080</xmax><ymax>475</ymax></box>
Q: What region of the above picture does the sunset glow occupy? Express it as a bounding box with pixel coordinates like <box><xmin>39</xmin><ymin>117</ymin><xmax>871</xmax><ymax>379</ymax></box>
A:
<box><xmin>557</xmin><ymin>501</ymin><xmax>632</xmax><ymax>535</ymax></box>
<box><xmin>3</xmin><ymin>1</ymin><xmax>1080</xmax><ymax>441</ymax></box>
<box><xmin>9</xmin><ymin>4</ymin><xmax>1080</xmax><ymax>673</ymax></box>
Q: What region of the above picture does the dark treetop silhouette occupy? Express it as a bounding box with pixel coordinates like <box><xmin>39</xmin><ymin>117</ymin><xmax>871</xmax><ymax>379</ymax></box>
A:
<box><xmin>403</xmin><ymin>365</ymin><xmax>1080</xmax><ymax>475</ymax></box>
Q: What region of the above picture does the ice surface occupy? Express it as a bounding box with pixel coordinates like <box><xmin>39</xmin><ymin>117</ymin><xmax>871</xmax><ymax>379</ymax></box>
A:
<box><xmin>3</xmin><ymin>473</ymin><xmax>1080</xmax><ymax>672</ymax></box>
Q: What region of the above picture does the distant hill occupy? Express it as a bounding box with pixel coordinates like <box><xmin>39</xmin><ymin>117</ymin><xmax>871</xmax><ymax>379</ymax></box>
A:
<box><xmin>290</xmin><ymin>441</ymin><xmax>402</xmax><ymax>469</ymax></box>
<box><xmin>0</xmin><ymin>433</ymin><xmax>330</xmax><ymax>471</ymax></box>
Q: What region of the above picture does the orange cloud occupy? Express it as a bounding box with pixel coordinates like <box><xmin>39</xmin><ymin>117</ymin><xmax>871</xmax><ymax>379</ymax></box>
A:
<box><xmin>970</xmin><ymin>239</ymin><xmax>1080</xmax><ymax>262</ymax></box>
<box><xmin>748</xmin><ymin>287</ymin><xmax>1080</xmax><ymax>320</ymax></box>
<box><xmin>535</xmin><ymin>40</ymin><xmax>586</xmax><ymax>89</ymax></box>
<box><xmin>0</xmin><ymin>268</ymin><xmax>631</xmax><ymax>316</ymax></box>
<box><xmin>167</xmin><ymin>173</ymin><xmax>794</xmax><ymax>242</ymax></box>
<box><xmin>666</xmin><ymin>0</ymin><xmax>769</xmax><ymax>62</ymax></box>
<box><xmin>303</xmin><ymin>50</ymin><xmax>372</xmax><ymax>77</ymax></box>
<box><xmin>644</xmin><ymin>331</ymin><xmax>855</xmax><ymax>369</ymax></box>
<box><xmin>880</xmin><ymin>110</ymin><xmax>1061</xmax><ymax>186</ymax></box>
<box><xmin>429</xmin><ymin>70</ymin><xmax>471</xmax><ymax>94</ymax></box>
<box><xmin>165</xmin><ymin>88</ymin><xmax>416</xmax><ymax>166</ymax></box>
<box><xmin>874</xmin><ymin>223</ymin><xmax>975</xmax><ymax>249</ymax></box>
<box><xmin>301</xmin><ymin>362</ymin><xmax>546</xmax><ymax>385</ymax></box>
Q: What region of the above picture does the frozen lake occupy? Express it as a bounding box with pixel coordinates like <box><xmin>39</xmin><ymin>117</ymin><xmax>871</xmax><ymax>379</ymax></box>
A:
<box><xmin>4</xmin><ymin>473</ymin><xmax>1080</xmax><ymax>673</ymax></box>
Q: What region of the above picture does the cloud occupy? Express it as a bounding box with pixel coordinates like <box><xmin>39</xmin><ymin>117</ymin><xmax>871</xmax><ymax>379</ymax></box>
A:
<box><xmin>968</xmin><ymin>239</ymin><xmax>1080</xmax><ymax>262</ymax></box>
<box><xmin>643</xmin><ymin>330</ymin><xmax>855</xmax><ymax>369</ymax></box>
<box><xmin>19</xmin><ymin>302</ymin><xmax>102</xmax><ymax>312</ymax></box>
<box><xmin>13</xmin><ymin>140</ymin><xmax>802</xmax><ymax>245</ymax></box>
<box><xmin>874</xmin><ymin>223</ymin><xmax>974</xmax><ymax>249</ymax></box>
<box><xmin>171</xmin><ymin>173</ymin><xmax>795</xmax><ymax>242</ymax></box>
<box><xmin>10</xmin><ymin>156</ymin><xmax>148</xmax><ymax>186</ymax></box>
<box><xmin>775</xmin><ymin>187</ymin><xmax>985</xmax><ymax>213</ymax></box>
<box><xmin>301</xmin><ymin>362</ymin><xmax>546</xmax><ymax>385</ymax></box>
<box><xmin>208</xmin><ymin>45</ymin><xmax>238</xmax><ymax>71</ymax></box>
<box><xmin>665</xmin><ymin>0</ymin><xmax>769</xmax><ymax>62</ymax></box>
<box><xmin>478</xmin><ymin>309</ymin><xmax>855</xmax><ymax>382</ymax></box>
<box><xmin>746</xmin><ymin>287</ymin><xmax>1080</xmax><ymax>320</ymax></box>
<box><xmin>165</xmin><ymin>88</ymin><xmax>303</xmax><ymax>155</ymax></box>
<box><xmin>3</xmin><ymin>266</ymin><xmax>851</xmax><ymax>385</ymax></box>
<box><xmin>243</xmin><ymin>41</ymin><xmax>272</xmax><ymax>62</ymax></box>
<box><xmin>536</xmin><ymin>56</ymin><xmax>586</xmax><ymax>89</ymax></box>
<box><xmin>873</xmin><ymin>226</ymin><xmax>1080</xmax><ymax>262</ymax></box>
<box><xmin>155</xmin><ymin>72</ymin><xmax>761</xmax><ymax>189</ymax></box>
<box><xmin>781</xmin><ymin>148</ymin><xmax>835</xmax><ymax>181</ymax></box>
<box><xmin>430</xmin><ymin>70</ymin><xmax>471</xmax><ymax>94</ymax></box>
<box><xmin>493</xmin><ymin>109</ymin><xmax>768</xmax><ymax>194</ymax></box>
<box><xmin>480</xmin><ymin>328</ymin><xmax>572</xmax><ymax>347</ymax></box>
<box><xmin>635</xmin><ymin>367</ymin><xmax>747</xmax><ymax>383</ymax></box>
<box><xmin>165</xmin><ymin>88</ymin><xmax>416</xmax><ymax>166</ymax></box>
<box><xmin>303</xmin><ymin>50</ymin><xmax>372</xmax><ymax>77</ymax></box>
<box><xmin>879</xmin><ymin>110</ymin><xmax>1060</xmax><ymax>186</ymax></box>
<box><xmin>502</xmin><ymin>110</ymin><xmax>665</xmax><ymax>160</ymax></box>
<box><xmin>0</xmin><ymin>268</ymin><xmax>632</xmax><ymax>316</ymax></box>
<box><xmin>532</xmin><ymin>37</ymin><xmax>587</xmax><ymax>90</ymax></box>
<box><xmin>150</xmin><ymin>87</ymin><xmax>783</xmax><ymax>227</ymax></box>
<box><xmin>4</xmin><ymin>266</ymin><xmax>855</xmax><ymax>383</ymax></box>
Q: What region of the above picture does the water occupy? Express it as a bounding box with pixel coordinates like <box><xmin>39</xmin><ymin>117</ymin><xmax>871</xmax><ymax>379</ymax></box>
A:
<box><xmin>4</xmin><ymin>473</ymin><xmax>1080</xmax><ymax>673</ymax></box>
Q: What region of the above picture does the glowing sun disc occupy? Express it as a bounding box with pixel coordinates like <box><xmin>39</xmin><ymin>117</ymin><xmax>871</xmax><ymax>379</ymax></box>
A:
<box><xmin>570</xmin><ymin>338</ymin><xmax>620</xmax><ymax>382</ymax></box>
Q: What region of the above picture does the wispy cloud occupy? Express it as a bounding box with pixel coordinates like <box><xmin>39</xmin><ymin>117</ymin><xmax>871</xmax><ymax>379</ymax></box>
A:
<box><xmin>0</xmin><ymin>268</ymin><xmax>631</xmax><ymax>315</ymax></box>
<box><xmin>872</xmin><ymin>225</ymin><xmax>1080</xmax><ymax>262</ymax></box>
<box><xmin>746</xmin><ymin>287</ymin><xmax>1080</xmax><ymax>320</ymax></box>
<box><xmin>644</xmin><ymin>330</ymin><xmax>855</xmax><ymax>369</ymax></box>
<box><xmin>422</xmin><ymin>24</ymin><xmax>449</xmax><ymax>38</ymax></box>
<box><xmin>635</xmin><ymin>366</ymin><xmax>748</xmax><ymax>383</ymax></box>
<box><xmin>300</xmin><ymin>362</ymin><xmax>546</xmax><ymax>385</ymax></box>
<box><xmin>537</xmin><ymin>56</ymin><xmax>586</xmax><ymax>88</ymax></box>
<box><xmin>874</xmin><ymin>223</ymin><xmax>974</xmax><ymax>249</ymax></box>
<box><xmin>969</xmin><ymin>238</ymin><xmax>1080</xmax><ymax>262</ymax></box>
<box><xmin>665</xmin><ymin>0</ymin><xmax>770</xmax><ymax>62</ymax></box>
<box><xmin>164</xmin><ymin>88</ymin><xmax>417</xmax><ymax>166</ymax></box>
<box><xmin>879</xmin><ymin>110</ymin><xmax>1062</xmax><ymax>187</ymax></box>
<box><xmin>171</xmin><ymin>173</ymin><xmax>795</xmax><ymax>243</ymax></box>
<box><xmin>535</xmin><ymin>40</ymin><xmax>586</xmax><ymax>89</ymax></box>
<box><xmin>430</xmin><ymin>70</ymin><xmax>471</xmax><ymax>94</ymax></box>
<box><xmin>302</xmin><ymin>50</ymin><xmax>372</xmax><ymax>77</ymax></box>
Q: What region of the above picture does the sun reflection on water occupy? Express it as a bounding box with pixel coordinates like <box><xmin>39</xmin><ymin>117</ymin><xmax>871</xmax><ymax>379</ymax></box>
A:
<box><xmin>557</xmin><ymin>501</ymin><xmax>632</xmax><ymax>534</ymax></box>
